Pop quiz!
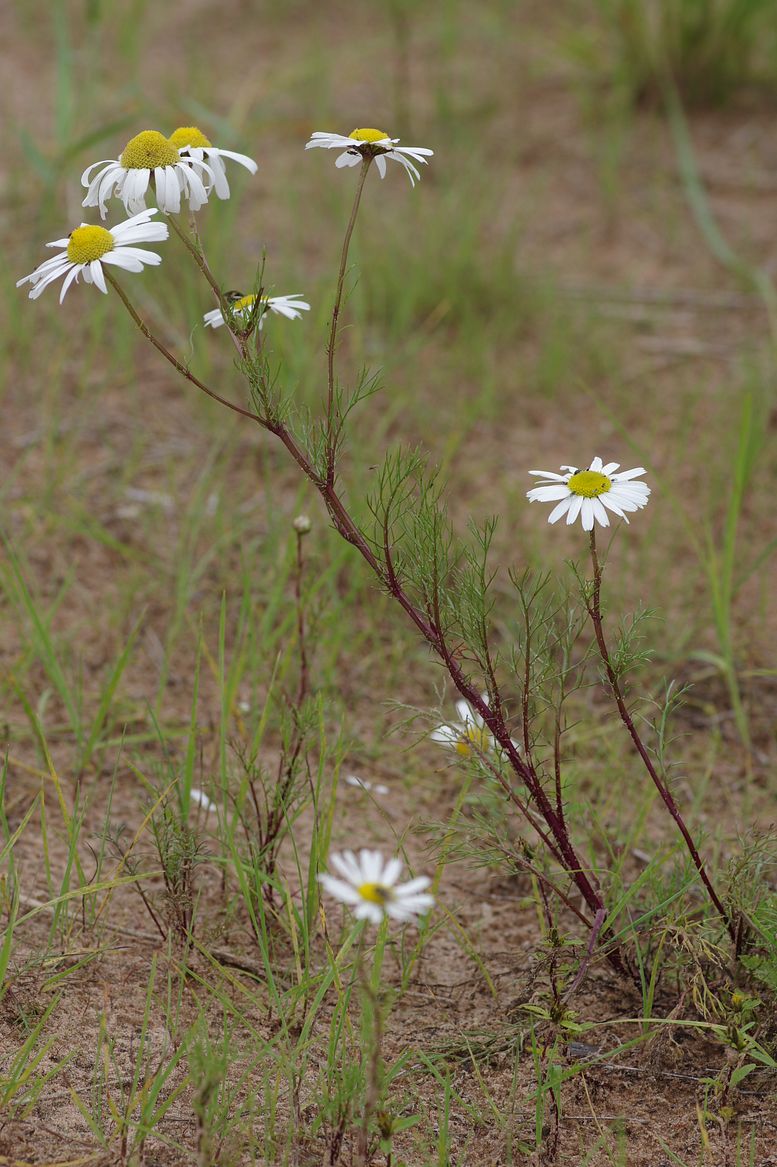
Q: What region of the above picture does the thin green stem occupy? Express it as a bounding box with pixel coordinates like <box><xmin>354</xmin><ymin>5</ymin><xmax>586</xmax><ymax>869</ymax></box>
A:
<box><xmin>326</xmin><ymin>157</ymin><xmax>372</xmax><ymax>486</ymax></box>
<box><xmin>586</xmin><ymin>530</ymin><xmax>734</xmax><ymax>940</ymax></box>
<box><xmin>168</xmin><ymin>212</ymin><xmax>223</xmax><ymax>304</ymax></box>
<box><xmin>168</xmin><ymin>214</ymin><xmax>247</xmax><ymax>361</ymax></box>
<box><xmin>356</xmin><ymin>923</ymin><xmax>386</xmax><ymax>1165</ymax></box>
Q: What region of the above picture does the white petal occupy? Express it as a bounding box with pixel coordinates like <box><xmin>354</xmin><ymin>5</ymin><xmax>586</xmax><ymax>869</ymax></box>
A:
<box><xmin>213</xmin><ymin>147</ymin><xmax>257</xmax><ymax>172</ymax></box>
<box><xmin>565</xmin><ymin>495</ymin><xmax>584</xmax><ymax>525</ymax></box>
<box><xmin>190</xmin><ymin>788</ymin><xmax>217</xmax><ymax>813</ymax></box>
<box><xmin>396</xmin><ymin>875</ymin><xmax>431</xmax><ymax>896</ymax></box>
<box><xmin>430</xmin><ymin>725</ymin><xmax>459</xmax><ymax>745</ymax></box>
<box><xmin>591</xmin><ymin>497</ymin><xmax>610</xmax><ymax>527</ymax></box>
<box><xmin>330</xmin><ymin>850</ymin><xmax>363</xmax><ymax>884</ymax></box>
<box><xmin>354</xmin><ymin>903</ymin><xmax>384</xmax><ymax>925</ymax></box>
<box><xmin>382</xmin><ymin>857</ymin><xmax>403</xmax><ymax>887</ymax></box>
<box><xmin>547</xmin><ymin>498</ymin><xmax>572</xmax><ymax>524</ymax></box>
<box><xmin>90</xmin><ymin>259</ymin><xmax>107</xmax><ymax>294</ymax></box>
<box><xmin>455</xmin><ymin>699</ymin><xmax>475</xmax><ymax>725</ymax></box>
<box><xmin>527</xmin><ymin>485</ymin><xmax>571</xmax><ymax>502</ymax></box>
<box><xmin>527</xmin><ymin>469</ymin><xmax>570</xmax><ymax>482</ymax></box>
<box><xmin>335</xmin><ymin>151</ymin><xmax>361</xmax><ymax>169</ymax></box>
<box><xmin>318</xmin><ymin>874</ymin><xmax>360</xmax><ymax>904</ymax></box>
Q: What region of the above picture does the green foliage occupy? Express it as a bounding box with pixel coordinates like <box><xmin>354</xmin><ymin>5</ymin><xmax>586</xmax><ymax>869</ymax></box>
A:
<box><xmin>583</xmin><ymin>0</ymin><xmax>777</xmax><ymax>106</ymax></box>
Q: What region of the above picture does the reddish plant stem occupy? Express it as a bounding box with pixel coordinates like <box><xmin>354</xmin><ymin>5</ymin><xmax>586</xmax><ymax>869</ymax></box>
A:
<box><xmin>106</xmin><ymin>273</ymin><xmax>259</xmax><ymax>423</ymax></box>
<box><xmin>113</xmin><ymin>192</ymin><xmax>629</xmax><ymax>965</ymax></box>
<box><xmin>586</xmin><ymin>530</ymin><xmax>734</xmax><ymax>941</ymax></box>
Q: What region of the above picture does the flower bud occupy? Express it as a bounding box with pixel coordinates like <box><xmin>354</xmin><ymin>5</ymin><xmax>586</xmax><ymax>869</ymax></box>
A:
<box><xmin>292</xmin><ymin>514</ymin><xmax>312</xmax><ymax>534</ymax></box>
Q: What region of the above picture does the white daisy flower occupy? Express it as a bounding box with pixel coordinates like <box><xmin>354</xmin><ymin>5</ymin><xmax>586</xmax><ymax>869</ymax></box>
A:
<box><xmin>305</xmin><ymin>127</ymin><xmax>433</xmax><ymax>186</ymax></box>
<box><xmin>189</xmin><ymin>788</ymin><xmax>218</xmax><ymax>814</ymax></box>
<box><xmin>169</xmin><ymin>126</ymin><xmax>257</xmax><ymax>200</ymax></box>
<box><xmin>344</xmin><ymin>775</ymin><xmax>389</xmax><ymax>796</ymax></box>
<box><xmin>318</xmin><ymin>849</ymin><xmax>434</xmax><ymax>926</ymax></box>
<box><xmin>16</xmin><ymin>209</ymin><xmax>168</xmax><ymax>304</ymax></box>
<box><xmin>431</xmin><ymin>694</ymin><xmax>496</xmax><ymax>757</ymax></box>
<box><xmin>527</xmin><ymin>457</ymin><xmax>651</xmax><ymax>532</ymax></box>
<box><xmin>81</xmin><ymin>129</ymin><xmax>213</xmax><ymax>219</ymax></box>
<box><xmin>203</xmin><ymin>291</ymin><xmax>311</xmax><ymax>330</ymax></box>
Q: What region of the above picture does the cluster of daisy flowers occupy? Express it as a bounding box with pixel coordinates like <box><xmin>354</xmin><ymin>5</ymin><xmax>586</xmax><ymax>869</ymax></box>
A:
<box><xmin>17</xmin><ymin>123</ymin><xmax>433</xmax><ymax>307</ymax></box>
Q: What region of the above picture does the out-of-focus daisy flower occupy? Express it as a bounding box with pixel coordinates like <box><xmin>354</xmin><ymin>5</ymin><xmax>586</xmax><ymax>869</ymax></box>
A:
<box><xmin>431</xmin><ymin>695</ymin><xmax>496</xmax><ymax>757</ymax></box>
<box><xmin>82</xmin><ymin>129</ymin><xmax>213</xmax><ymax>219</ymax></box>
<box><xmin>527</xmin><ymin>457</ymin><xmax>651</xmax><ymax>532</ymax></box>
<box><xmin>189</xmin><ymin>788</ymin><xmax>218</xmax><ymax>814</ymax></box>
<box><xmin>305</xmin><ymin>128</ymin><xmax>433</xmax><ymax>186</ymax></box>
<box><xmin>318</xmin><ymin>849</ymin><xmax>434</xmax><ymax>926</ymax></box>
<box><xmin>344</xmin><ymin>775</ymin><xmax>389</xmax><ymax>796</ymax></box>
<box><xmin>203</xmin><ymin>290</ymin><xmax>311</xmax><ymax>329</ymax></box>
<box><xmin>16</xmin><ymin>209</ymin><xmax>168</xmax><ymax>304</ymax></box>
<box><xmin>168</xmin><ymin>126</ymin><xmax>257</xmax><ymax>200</ymax></box>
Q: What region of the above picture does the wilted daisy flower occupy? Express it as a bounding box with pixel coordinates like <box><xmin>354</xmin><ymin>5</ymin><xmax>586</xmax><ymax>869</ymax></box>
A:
<box><xmin>82</xmin><ymin>130</ymin><xmax>213</xmax><ymax>219</ymax></box>
<box><xmin>344</xmin><ymin>774</ymin><xmax>389</xmax><ymax>796</ymax></box>
<box><xmin>203</xmin><ymin>290</ymin><xmax>311</xmax><ymax>330</ymax></box>
<box><xmin>318</xmin><ymin>849</ymin><xmax>434</xmax><ymax>926</ymax></box>
<box><xmin>527</xmin><ymin>457</ymin><xmax>651</xmax><ymax>532</ymax></box>
<box><xmin>431</xmin><ymin>695</ymin><xmax>495</xmax><ymax>757</ymax></box>
<box><xmin>169</xmin><ymin>126</ymin><xmax>257</xmax><ymax>200</ymax></box>
<box><xmin>305</xmin><ymin>128</ymin><xmax>433</xmax><ymax>186</ymax></box>
<box><xmin>16</xmin><ymin>209</ymin><xmax>168</xmax><ymax>304</ymax></box>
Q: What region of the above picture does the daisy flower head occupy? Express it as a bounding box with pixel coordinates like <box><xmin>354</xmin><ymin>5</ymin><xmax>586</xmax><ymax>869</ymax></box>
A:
<box><xmin>431</xmin><ymin>695</ymin><xmax>494</xmax><ymax>757</ymax></box>
<box><xmin>82</xmin><ymin>129</ymin><xmax>213</xmax><ymax>219</ymax></box>
<box><xmin>527</xmin><ymin>457</ymin><xmax>651</xmax><ymax>532</ymax></box>
<box><xmin>305</xmin><ymin>128</ymin><xmax>433</xmax><ymax>186</ymax></box>
<box><xmin>16</xmin><ymin>209</ymin><xmax>168</xmax><ymax>304</ymax></box>
<box><xmin>203</xmin><ymin>290</ymin><xmax>311</xmax><ymax>330</ymax></box>
<box><xmin>318</xmin><ymin>849</ymin><xmax>434</xmax><ymax>926</ymax></box>
<box><xmin>169</xmin><ymin>126</ymin><xmax>257</xmax><ymax>200</ymax></box>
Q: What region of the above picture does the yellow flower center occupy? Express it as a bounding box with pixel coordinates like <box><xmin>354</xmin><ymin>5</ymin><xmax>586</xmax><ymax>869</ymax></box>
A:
<box><xmin>357</xmin><ymin>882</ymin><xmax>393</xmax><ymax>905</ymax></box>
<box><xmin>228</xmin><ymin>293</ymin><xmax>259</xmax><ymax>313</ymax></box>
<box><xmin>455</xmin><ymin>724</ymin><xmax>491</xmax><ymax>758</ymax></box>
<box><xmin>169</xmin><ymin>126</ymin><xmax>212</xmax><ymax>150</ymax></box>
<box><xmin>66</xmin><ymin>225</ymin><xmax>114</xmax><ymax>264</ymax></box>
<box><xmin>120</xmin><ymin>130</ymin><xmax>179</xmax><ymax>170</ymax></box>
<box><xmin>567</xmin><ymin>470</ymin><xmax>612</xmax><ymax>498</ymax></box>
<box><xmin>349</xmin><ymin>127</ymin><xmax>390</xmax><ymax>144</ymax></box>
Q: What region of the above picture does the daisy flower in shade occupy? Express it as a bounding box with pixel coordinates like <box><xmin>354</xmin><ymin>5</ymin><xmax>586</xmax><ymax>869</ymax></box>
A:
<box><xmin>431</xmin><ymin>694</ymin><xmax>496</xmax><ymax>757</ymax></box>
<box><xmin>81</xmin><ymin>129</ymin><xmax>213</xmax><ymax>219</ymax></box>
<box><xmin>527</xmin><ymin>457</ymin><xmax>651</xmax><ymax>532</ymax></box>
<box><xmin>318</xmin><ymin>849</ymin><xmax>434</xmax><ymax>926</ymax></box>
<box><xmin>305</xmin><ymin>128</ymin><xmax>433</xmax><ymax>186</ymax></box>
<box><xmin>203</xmin><ymin>290</ymin><xmax>311</xmax><ymax>330</ymax></box>
<box><xmin>169</xmin><ymin>126</ymin><xmax>257</xmax><ymax>200</ymax></box>
<box><xmin>16</xmin><ymin>209</ymin><xmax>168</xmax><ymax>304</ymax></box>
